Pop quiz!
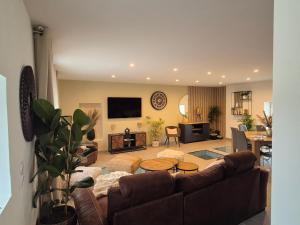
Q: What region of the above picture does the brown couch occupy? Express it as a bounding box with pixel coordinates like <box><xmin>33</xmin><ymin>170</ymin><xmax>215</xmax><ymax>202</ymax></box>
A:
<box><xmin>72</xmin><ymin>151</ymin><xmax>269</xmax><ymax>225</ymax></box>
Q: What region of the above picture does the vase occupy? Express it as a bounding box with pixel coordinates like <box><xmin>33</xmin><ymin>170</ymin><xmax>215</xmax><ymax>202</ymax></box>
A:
<box><xmin>266</xmin><ymin>127</ymin><xmax>272</xmax><ymax>137</ymax></box>
<box><xmin>39</xmin><ymin>206</ymin><xmax>77</xmax><ymax>225</ymax></box>
<box><xmin>152</xmin><ymin>140</ymin><xmax>160</xmax><ymax>147</ymax></box>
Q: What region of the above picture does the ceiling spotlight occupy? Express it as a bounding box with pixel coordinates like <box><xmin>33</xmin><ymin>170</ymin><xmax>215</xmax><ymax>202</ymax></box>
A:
<box><xmin>253</xmin><ymin>69</ymin><xmax>259</xmax><ymax>73</ymax></box>
<box><xmin>221</xmin><ymin>75</ymin><xmax>226</xmax><ymax>79</ymax></box>
<box><xmin>218</xmin><ymin>81</ymin><xmax>223</xmax><ymax>85</ymax></box>
<box><xmin>146</xmin><ymin>77</ymin><xmax>151</xmax><ymax>80</ymax></box>
<box><xmin>207</xmin><ymin>72</ymin><xmax>212</xmax><ymax>75</ymax></box>
<box><xmin>246</xmin><ymin>77</ymin><xmax>251</xmax><ymax>81</ymax></box>
<box><xmin>111</xmin><ymin>74</ymin><xmax>116</xmax><ymax>78</ymax></box>
<box><xmin>175</xmin><ymin>79</ymin><xmax>180</xmax><ymax>82</ymax></box>
<box><xmin>195</xmin><ymin>80</ymin><xmax>200</xmax><ymax>83</ymax></box>
<box><xmin>173</xmin><ymin>68</ymin><xmax>178</xmax><ymax>72</ymax></box>
<box><xmin>129</xmin><ymin>63</ymin><xmax>135</xmax><ymax>68</ymax></box>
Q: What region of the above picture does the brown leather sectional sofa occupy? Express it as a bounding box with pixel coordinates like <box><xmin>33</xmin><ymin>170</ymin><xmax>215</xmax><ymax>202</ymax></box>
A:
<box><xmin>72</xmin><ymin>151</ymin><xmax>269</xmax><ymax>225</ymax></box>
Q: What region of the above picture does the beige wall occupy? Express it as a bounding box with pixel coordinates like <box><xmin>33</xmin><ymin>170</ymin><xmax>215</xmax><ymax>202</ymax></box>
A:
<box><xmin>58</xmin><ymin>80</ymin><xmax>187</xmax><ymax>150</ymax></box>
<box><xmin>0</xmin><ymin>0</ymin><xmax>37</xmax><ymax>224</ymax></box>
<box><xmin>226</xmin><ymin>80</ymin><xmax>273</xmax><ymax>138</ymax></box>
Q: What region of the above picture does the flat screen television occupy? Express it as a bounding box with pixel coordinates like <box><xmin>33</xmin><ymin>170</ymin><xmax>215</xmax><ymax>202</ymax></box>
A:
<box><xmin>108</xmin><ymin>97</ymin><xmax>142</xmax><ymax>118</ymax></box>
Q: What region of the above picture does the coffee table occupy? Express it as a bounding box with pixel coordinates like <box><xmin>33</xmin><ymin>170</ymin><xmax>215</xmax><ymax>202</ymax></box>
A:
<box><xmin>140</xmin><ymin>158</ymin><xmax>175</xmax><ymax>172</ymax></box>
<box><xmin>177</xmin><ymin>162</ymin><xmax>199</xmax><ymax>173</ymax></box>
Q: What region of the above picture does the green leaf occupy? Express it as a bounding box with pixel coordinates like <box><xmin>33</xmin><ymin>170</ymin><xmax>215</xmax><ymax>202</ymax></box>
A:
<box><xmin>32</xmin><ymin>99</ymin><xmax>55</xmax><ymax>124</ymax></box>
<box><xmin>70</xmin><ymin>176</ymin><xmax>94</xmax><ymax>193</ymax></box>
<box><xmin>38</xmin><ymin>131</ymin><xmax>54</xmax><ymax>146</ymax></box>
<box><xmin>53</xmin><ymin>154</ymin><xmax>65</xmax><ymax>173</ymax></box>
<box><xmin>50</xmin><ymin>109</ymin><xmax>62</xmax><ymax>130</ymax></box>
<box><xmin>44</xmin><ymin>165</ymin><xmax>62</xmax><ymax>177</ymax></box>
<box><xmin>73</xmin><ymin>109</ymin><xmax>90</xmax><ymax>127</ymax></box>
<box><xmin>71</xmin><ymin>123</ymin><xmax>82</xmax><ymax>142</ymax></box>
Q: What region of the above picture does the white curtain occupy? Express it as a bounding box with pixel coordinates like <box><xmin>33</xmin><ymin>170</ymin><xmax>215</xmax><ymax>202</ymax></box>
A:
<box><xmin>33</xmin><ymin>30</ymin><xmax>59</xmax><ymax>108</ymax></box>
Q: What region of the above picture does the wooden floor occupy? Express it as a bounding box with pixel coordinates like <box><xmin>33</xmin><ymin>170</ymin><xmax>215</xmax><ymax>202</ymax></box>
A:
<box><xmin>93</xmin><ymin>139</ymin><xmax>271</xmax><ymax>225</ymax></box>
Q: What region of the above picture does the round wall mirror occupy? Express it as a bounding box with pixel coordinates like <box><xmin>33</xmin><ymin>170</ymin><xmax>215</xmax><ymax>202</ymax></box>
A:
<box><xmin>179</xmin><ymin>95</ymin><xmax>188</xmax><ymax>117</ymax></box>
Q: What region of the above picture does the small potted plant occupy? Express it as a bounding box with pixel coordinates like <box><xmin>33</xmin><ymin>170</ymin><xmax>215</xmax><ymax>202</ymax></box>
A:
<box><xmin>239</xmin><ymin>112</ymin><xmax>254</xmax><ymax>130</ymax></box>
<box><xmin>146</xmin><ymin>116</ymin><xmax>165</xmax><ymax>147</ymax></box>
<box><xmin>31</xmin><ymin>99</ymin><xmax>96</xmax><ymax>225</ymax></box>
<box><xmin>257</xmin><ymin>111</ymin><xmax>272</xmax><ymax>137</ymax></box>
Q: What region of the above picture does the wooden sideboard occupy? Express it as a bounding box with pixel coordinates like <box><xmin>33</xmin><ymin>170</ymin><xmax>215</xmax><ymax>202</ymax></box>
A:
<box><xmin>108</xmin><ymin>131</ymin><xmax>147</xmax><ymax>154</ymax></box>
<box><xmin>179</xmin><ymin>122</ymin><xmax>209</xmax><ymax>143</ymax></box>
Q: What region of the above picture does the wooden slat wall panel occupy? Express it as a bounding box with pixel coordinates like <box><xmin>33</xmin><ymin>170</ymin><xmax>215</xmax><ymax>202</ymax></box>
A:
<box><xmin>188</xmin><ymin>86</ymin><xmax>226</xmax><ymax>136</ymax></box>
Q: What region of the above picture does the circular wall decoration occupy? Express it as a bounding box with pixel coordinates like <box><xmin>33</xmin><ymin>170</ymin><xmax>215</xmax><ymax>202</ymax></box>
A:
<box><xmin>150</xmin><ymin>91</ymin><xmax>167</xmax><ymax>110</ymax></box>
<box><xmin>20</xmin><ymin>65</ymin><xmax>36</xmax><ymax>142</ymax></box>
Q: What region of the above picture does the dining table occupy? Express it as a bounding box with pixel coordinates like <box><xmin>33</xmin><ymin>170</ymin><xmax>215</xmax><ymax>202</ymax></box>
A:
<box><xmin>245</xmin><ymin>131</ymin><xmax>272</xmax><ymax>166</ymax></box>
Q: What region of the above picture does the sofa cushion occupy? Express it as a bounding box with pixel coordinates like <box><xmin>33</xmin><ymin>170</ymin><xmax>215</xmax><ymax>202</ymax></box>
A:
<box><xmin>224</xmin><ymin>151</ymin><xmax>257</xmax><ymax>176</ymax></box>
<box><xmin>175</xmin><ymin>164</ymin><xmax>224</xmax><ymax>194</ymax></box>
<box><xmin>118</xmin><ymin>171</ymin><xmax>175</xmax><ymax>204</ymax></box>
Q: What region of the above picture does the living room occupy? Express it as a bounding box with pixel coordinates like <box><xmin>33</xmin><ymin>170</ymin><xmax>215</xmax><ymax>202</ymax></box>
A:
<box><xmin>1</xmin><ymin>0</ymin><xmax>299</xmax><ymax>225</ymax></box>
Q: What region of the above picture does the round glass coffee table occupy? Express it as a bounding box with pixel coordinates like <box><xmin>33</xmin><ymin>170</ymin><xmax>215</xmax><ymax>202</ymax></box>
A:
<box><xmin>177</xmin><ymin>162</ymin><xmax>199</xmax><ymax>173</ymax></box>
<box><xmin>140</xmin><ymin>158</ymin><xmax>175</xmax><ymax>172</ymax></box>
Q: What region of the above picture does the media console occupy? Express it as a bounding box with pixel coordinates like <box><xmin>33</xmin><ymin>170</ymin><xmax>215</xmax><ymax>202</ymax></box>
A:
<box><xmin>108</xmin><ymin>131</ymin><xmax>147</xmax><ymax>154</ymax></box>
<box><xmin>179</xmin><ymin>122</ymin><xmax>210</xmax><ymax>143</ymax></box>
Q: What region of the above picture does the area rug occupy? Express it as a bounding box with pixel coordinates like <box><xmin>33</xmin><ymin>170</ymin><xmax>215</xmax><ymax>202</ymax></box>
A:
<box><xmin>188</xmin><ymin>150</ymin><xmax>224</xmax><ymax>160</ymax></box>
<box><xmin>214</xmin><ymin>146</ymin><xmax>233</xmax><ymax>153</ymax></box>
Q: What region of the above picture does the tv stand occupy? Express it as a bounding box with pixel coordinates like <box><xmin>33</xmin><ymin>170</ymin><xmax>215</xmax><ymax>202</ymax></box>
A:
<box><xmin>108</xmin><ymin>132</ymin><xmax>147</xmax><ymax>154</ymax></box>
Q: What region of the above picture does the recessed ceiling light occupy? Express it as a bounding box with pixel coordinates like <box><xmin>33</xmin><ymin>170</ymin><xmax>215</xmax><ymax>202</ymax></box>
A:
<box><xmin>173</xmin><ymin>68</ymin><xmax>178</xmax><ymax>72</ymax></box>
<box><xmin>146</xmin><ymin>77</ymin><xmax>151</xmax><ymax>80</ymax></box>
<box><xmin>111</xmin><ymin>74</ymin><xmax>116</xmax><ymax>78</ymax></box>
<box><xmin>129</xmin><ymin>63</ymin><xmax>135</xmax><ymax>68</ymax></box>
<box><xmin>207</xmin><ymin>72</ymin><xmax>212</xmax><ymax>75</ymax></box>
<box><xmin>221</xmin><ymin>75</ymin><xmax>226</xmax><ymax>79</ymax></box>
<box><xmin>175</xmin><ymin>79</ymin><xmax>180</xmax><ymax>82</ymax></box>
<box><xmin>218</xmin><ymin>81</ymin><xmax>223</xmax><ymax>85</ymax></box>
<box><xmin>253</xmin><ymin>69</ymin><xmax>259</xmax><ymax>73</ymax></box>
<box><xmin>195</xmin><ymin>80</ymin><xmax>199</xmax><ymax>83</ymax></box>
<box><xmin>246</xmin><ymin>77</ymin><xmax>251</xmax><ymax>81</ymax></box>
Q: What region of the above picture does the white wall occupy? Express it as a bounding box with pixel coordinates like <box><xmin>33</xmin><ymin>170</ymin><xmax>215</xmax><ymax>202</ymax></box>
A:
<box><xmin>58</xmin><ymin>79</ymin><xmax>187</xmax><ymax>150</ymax></box>
<box><xmin>0</xmin><ymin>0</ymin><xmax>37</xmax><ymax>224</ymax></box>
<box><xmin>226</xmin><ymin>80</ymin><xmax>273</xmax><ymax>138</ymax></box>
<box><xmin>272</xmin><ymin>1</ymin><xmax>300</xmax><ymax>224</ymax></box>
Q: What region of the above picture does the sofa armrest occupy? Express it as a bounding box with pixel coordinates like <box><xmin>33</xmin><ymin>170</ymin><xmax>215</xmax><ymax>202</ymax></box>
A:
<box><xmin>72</xmin><ymin>188</ymin><xmax>107</xmax><ymax>225</ymax></box>
<box><xmin>259</xmin><ymin>168</ymin><xmax>269</xmax><ymax>210</ymax></box>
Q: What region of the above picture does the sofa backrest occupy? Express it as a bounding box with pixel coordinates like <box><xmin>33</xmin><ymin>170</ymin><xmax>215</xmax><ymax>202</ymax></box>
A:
<box><xmin>175</xmin><ymin>163</ymin><xmax>225</xmax><ymax>194</ymax></box>
<box><xmin>107</xmin><ymin>171</ymin><xmax>177</xmax><ymax>224</ymax></box>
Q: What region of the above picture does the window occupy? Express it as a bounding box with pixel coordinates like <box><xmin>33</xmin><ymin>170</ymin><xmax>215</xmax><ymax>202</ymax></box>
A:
<box><xmin>0</xmin><ymin>75</ymin><xmax>11</xmax><ymax>214</ymax></box>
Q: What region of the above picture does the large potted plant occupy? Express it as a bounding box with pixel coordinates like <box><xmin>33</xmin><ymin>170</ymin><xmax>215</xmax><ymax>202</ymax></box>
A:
<box><xmin>146</xmin><ymin>116</ymin><xmax>165</xmax><ymax>147</ymax></box>
<box><xmin>31</xmin><ymin>99</ymin><xmax>95</xmax><ymax>225</ymax></box>
<box><xmin>208</xmin><ymin>106</ymin><xmax>221</xmax><ymax>138</ymax></box>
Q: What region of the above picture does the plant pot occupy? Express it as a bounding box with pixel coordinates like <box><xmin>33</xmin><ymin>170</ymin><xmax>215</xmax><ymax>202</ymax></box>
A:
<box><xmin>152</xmin><ymin>140</ymin><xmax>160</xmax><ymax>147</ymax></box>
<box><xmin>39</xmin><ymin>206</ymin><xmax>77</xmax><ymax>225</ymax></box>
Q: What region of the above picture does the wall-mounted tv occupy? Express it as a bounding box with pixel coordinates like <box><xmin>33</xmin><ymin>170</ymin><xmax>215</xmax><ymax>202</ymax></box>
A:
<box><xmin>108</xmin><ymin>97</ymin><xmax>142</xmax><ymax>119</ymax></box>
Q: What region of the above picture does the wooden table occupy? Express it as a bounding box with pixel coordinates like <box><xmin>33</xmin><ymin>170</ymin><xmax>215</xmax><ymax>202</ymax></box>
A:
<box><xmin>245</xmin><ymin>131</ymin><xmax>272</xmax><ymax>165</ymax></box>
<box><xmin>140</xmin><ymin>158</ymin><xmax>175</xmax><ymax>172</ymax></box>
<box><xmin>177</xmin><ymin>162</ymin><xmax>199</xmax><ymax>173</ymax></box>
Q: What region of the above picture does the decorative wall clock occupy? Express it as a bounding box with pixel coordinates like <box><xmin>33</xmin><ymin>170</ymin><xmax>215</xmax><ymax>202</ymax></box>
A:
<box><xmin>20</xmin><ymin>65</ymin><xmax>36</xmax><ymax>142</ymax></box>
<box><xmin>150</xmin><ymin>91</ymin><xmax>167</xmax><ymax>110</ymax></box>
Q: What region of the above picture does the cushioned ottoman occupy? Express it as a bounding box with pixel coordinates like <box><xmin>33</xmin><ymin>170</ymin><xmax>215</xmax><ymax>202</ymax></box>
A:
<box><xmin>106</xmin><ymin>154</ymin><xmax>142</xmax><ymax>174</ymax></box>
<box><xmin>157</xmin><ymin>149</ymin><xmax>185</xmax><ymax>161</ymax></box>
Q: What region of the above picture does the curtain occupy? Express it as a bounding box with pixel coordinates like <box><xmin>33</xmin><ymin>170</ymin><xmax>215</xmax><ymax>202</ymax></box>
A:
<box><xmin>33</xmin><ymin>30</ymin><xmax>59</xmax><ymax>108</ymax></box>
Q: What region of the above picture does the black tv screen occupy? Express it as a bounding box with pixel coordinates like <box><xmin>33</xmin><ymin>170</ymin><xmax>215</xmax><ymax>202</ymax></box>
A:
<box><xmin>108</xmin><ymin>97</ymin><xmax>142</xmax><ymax>118</ymax></box>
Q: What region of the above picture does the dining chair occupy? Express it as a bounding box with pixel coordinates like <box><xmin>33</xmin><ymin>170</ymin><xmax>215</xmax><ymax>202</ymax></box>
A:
<box><xmin>164</xmin><ymin>126</ymin><xmax>180</xmax><ymax>147</ymax></box>
<box><xmin>256</xmin><ymin>125</ymin><xmax>266</xmax><ymax>131</ymax></box>
<box><xmin>238</xmin><ymin>124</ymin><xmax>248</xmax><ymax>132</ymax></box>
<box><xmin>231</xmin><ymin>127</ymin><xmax>238</xmax><ymax>152</ymax></box>
<box><xmin>236</xmin><ymin>130</ymin><xmax>252</xmax><ymax>151</ymax></box>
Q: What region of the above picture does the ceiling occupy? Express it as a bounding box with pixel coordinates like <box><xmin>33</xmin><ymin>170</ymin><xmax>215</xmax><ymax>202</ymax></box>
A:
<box><xmin>24</xmin><ymin>0</ymin><xmax>274</xmax><ymax>86</ymax></box>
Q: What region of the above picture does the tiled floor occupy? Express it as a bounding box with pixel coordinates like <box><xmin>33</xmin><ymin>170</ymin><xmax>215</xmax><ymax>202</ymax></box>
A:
<box><xmin>93</xmin><ymin>139</ymin><xmax>271</xmax><ymax>225</ymax></box>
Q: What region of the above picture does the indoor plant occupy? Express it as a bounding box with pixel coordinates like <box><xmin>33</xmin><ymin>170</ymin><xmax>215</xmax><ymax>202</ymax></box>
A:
<box><xmin>86</xmin><ymin>109</ymin><xmax>100</xmax><ymax>141</ymax></box>
<box><xmin>146</xmin><ymin>116</ymin><xmax>165</xmax><ymax>147</ymax></box>
<box><xmin>239</xmin><ymin>112</ymin><xmax>254</xmax><ymax>130</ymax></box>
<box><xmin>208</xmin><ymin>106</ymin><xmax>221</xmax><ymax>135</ymax></box>
<box><xmin>257</xmin><ymin>110</ymin><xmax>272</xmax><ymax>136</ymax></box>
<box><xmin>31</xmin><ymin>99</ymin><xmax>95</xmax><ymax>225</ymax></box>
